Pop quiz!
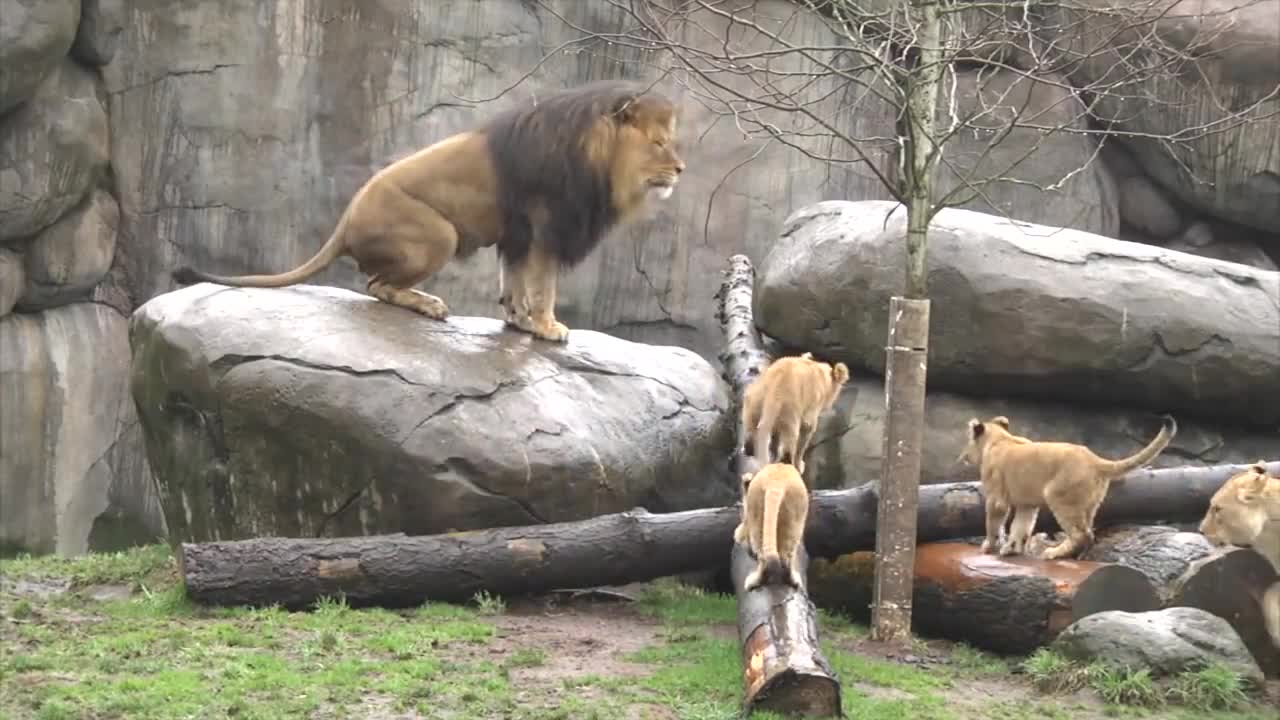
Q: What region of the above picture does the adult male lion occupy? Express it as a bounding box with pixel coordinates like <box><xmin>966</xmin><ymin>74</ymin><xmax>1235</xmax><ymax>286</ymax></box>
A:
<box><xmin>171</xmin><ymin>80</ymin><xmax>686</xmax><ymax>342</ymax></box>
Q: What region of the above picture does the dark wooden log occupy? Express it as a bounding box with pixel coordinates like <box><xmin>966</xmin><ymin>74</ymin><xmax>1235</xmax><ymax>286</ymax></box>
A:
<box><xmin>1169</xmin><ymin>547</ymin><xmax>1280</xmax><ymax>678</ymax></box>
<box><xmin>717</xmin><ymin>253</ymin><xmax>841</xmax><ymax>717</ymax></box>
<box><xmin>179</xmin><ymin>460</ymin><xmax>1280</xmax><ymax>609</ymax></box>
<box><xmin>808</xmin><ymin>542</ymin><xmax>1161</xmax><ymax>655</ymax></box>
<box><xmin>1075</xmin><ymin>524</ymin><xmax>1216</xmax><ymax>603</ymax></box>
<box><xmin>733</xmin><ymin>542</ymin><xmax>841</xmax><ymax>715</ymax></box>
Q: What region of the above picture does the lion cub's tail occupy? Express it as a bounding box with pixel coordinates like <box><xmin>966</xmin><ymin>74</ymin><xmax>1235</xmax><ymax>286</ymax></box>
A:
<box><xmin>172</xmin><ymin>207</ymin><xmax>352</xmax><ymax>289</ymax></box>
<box><xmin>758</xmin><ymin>484</ymin><xmax>789</xmax><ymax>585</ymax></box>
<box><xmin>1098</xmin><ymin>414</ymin><xmax>1178</xmax><ymax>478</ymax></box>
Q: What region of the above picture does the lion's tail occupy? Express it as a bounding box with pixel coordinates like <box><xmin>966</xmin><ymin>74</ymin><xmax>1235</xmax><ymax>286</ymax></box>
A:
<box><xmin>752</xmin><ymin>398</ymin><xmax>780</xmax><ymax>468</ymax></box>
<box><xmin>758</xmin><ymin>484</ymin><xmax>789</xmax><ymax>585</ymax></box>
<box><xmin>1098</xmin><ymin>414</ymin><xmax>1178</xmax><ymax>478</ymax></box>
<box><xmin>172</xmin><ymin>206</ymin><xmax>353</xmax><ymax>288</ymax></box>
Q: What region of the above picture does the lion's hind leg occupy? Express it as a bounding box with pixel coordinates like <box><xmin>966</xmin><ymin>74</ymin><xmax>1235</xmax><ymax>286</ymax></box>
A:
<box><xmin>356</xmin><ymin>194</ymin><xmax>458</xmax><ymax>320</ymax></box>
<box><xmin>1000</xmin><ymin>505</ymin><xmax>1039</xmax><ymax>557</ymax></box>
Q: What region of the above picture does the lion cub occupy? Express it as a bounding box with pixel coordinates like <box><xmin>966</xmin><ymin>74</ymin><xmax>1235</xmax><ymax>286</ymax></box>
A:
<box><xmin>959</xmin><ymin>414</ymin><xmax>1177</xmax><ymax>560</ymax></box>
<box><xmin>741</xmin><ymin>352</ymin><xmax>849</xmax><ymax>476</ymax></box>
<box><xmin>734</xmin><ymin>463</ymin><xmax>810</xmax><ymax>591</ymax></box>
<box><xmin>1199</xmin><ymin>462</ymin><xmax>1280</xmax><ymax>649</ymax></box>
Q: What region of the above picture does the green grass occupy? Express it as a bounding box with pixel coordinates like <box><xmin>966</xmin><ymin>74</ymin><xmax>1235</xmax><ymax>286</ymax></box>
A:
<box><xmin>1</xmin><ymin>546</ymin><xmax>1274</xmax><ymax>720</ymax></box>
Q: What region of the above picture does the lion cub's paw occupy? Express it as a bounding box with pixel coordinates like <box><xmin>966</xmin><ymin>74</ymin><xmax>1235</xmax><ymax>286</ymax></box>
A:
<box><xmin>733</xmin><ymin>522</ymin><xmax>747</xmax><ymax>545</ymax></box>
<box><xmin>742</xmin><ymin>568</ymin><xmax>764</xmax><ymax>593</ymax></box>
<box><xmin>980</xmin><ymin>538</ymin><xmax>999</xmax><ymax>555</ymax></box>
<box><xmin>997</xmin><ymin>539</ymin><xmax>1021</xmax><ymax>557</ymax></box>
<box><xmin>788</xmin><ymin>568</ymin><xmax>804</xmax><ymax>589</ymax></box>
<box><xmin>532</xmin><ymin>319</ymin><xmax>570</xmax><ymax>343</ymax></box>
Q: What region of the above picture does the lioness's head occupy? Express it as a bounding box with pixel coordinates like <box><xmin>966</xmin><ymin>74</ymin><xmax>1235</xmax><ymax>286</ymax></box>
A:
<box><xmin>956</xmin><ymin>416</ymin><xmax>1012</xmax><ymax>466</ymax></box>
<box><xmin>1199</xmin><ymin>462</ymin><xmax>1278</xmax><ymax>549</ymax></box>
<box><xmin>606</xmin><ymin>91</ymin><xmax>685</xmax><ymax>208</ymax></box>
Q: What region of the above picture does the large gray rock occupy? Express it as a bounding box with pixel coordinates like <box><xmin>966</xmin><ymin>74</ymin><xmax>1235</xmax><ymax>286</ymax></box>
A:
<box><xmin>71</xmin><ymin>0</ymin><xmax>124</xmax><ymax>66</ymax></box>
<box><xmin>802</xmin><ymin>375</ymin><xmax>1280</xmax><ymax>490</ymax></box>
<box><xmin>1052</xmin><ymin>607</ymin><xmax>1264</xmax><ymax>687</ymax></box>
<box><xmin>16</xmin><ymin>189</ymin><xmax>119</xmax><ymax>311</ymax></box>
<box><xmin>924</xmin><ymin>69</ymin><xmax>1119</xmax><ymax>237</ymax></box>
<box><xmin>1041</xmin><ymin>0</ymin><xmax>1280</xmax><ymax>236</ymax></box>
<box><xmin>129</xmin><ymin>283</ymin><xmax>737</xmax><ymax>543</ymax></box>
<box><xmin>0</xmin><ymin>303</ymin><xmax>165</xmax><ymax>556</ymax></box>
<box><xmin>0</xmin><ymin>0</ymin><xmax>80</xmax><ymax>114</ymax></box>
<box><xmin>101</xmin><ymin>0</ymin><xmax>893</xmax><ymax>359</ymax></box>
<box><xmin>756</xmin><ymin>201</ymin><xmax>1280</xmax><ymax>429</ymax></box>
<box><xmin>0</xmin><ymin>58</ymin><xmax>109</xmax><ymax>243</ymax></box>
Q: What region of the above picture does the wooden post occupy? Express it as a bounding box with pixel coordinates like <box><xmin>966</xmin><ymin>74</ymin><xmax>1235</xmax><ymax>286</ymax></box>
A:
<box><xmin>872</xmin><ymin>296</ymin><xmax>930</xmax><ymax>643</ymax></box>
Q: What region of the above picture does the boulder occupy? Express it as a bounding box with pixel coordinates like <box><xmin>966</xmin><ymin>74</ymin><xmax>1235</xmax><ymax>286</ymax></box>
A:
<box><xmin>1041</xmin><ymin>0</ymin><xmax>1280</xmax><ymax>236</ymax></box>
<box><xmin>0</xmin><ymin>248</ymin><xmax>23</xmax><ymax>317</ymax></box>
<box><xmin>71</xmin><ymin>0</ymin><xmax>125</xmax><ymax>66</ymax></box>
<box><xmin>129</xmin><ymin>283</ymin><xmax>737</xmax><ymax>544</ymax></box>
<box><xmin>101</xmin><ymin>0</ymin><xmax>898</xmax><ymax>359</ymax></box>
<box><xmin>925</xmin><ymin>68</ymin><xmax>1119</xmax><ymax>238</ymax></box>
<box><xmin>755</xmin><ymin>200</ymin><xmax>1280</xmax><ymax>429</ymax></box>
<box><xmin>16</xmin><ymin>189</ymin><xmax>119</xmax><ymax>311</ymax></box>
<box><xmin>0</xmin><ymin>0</ymin><xmax>81</xmax><ymax>114</ymax></box>
<box><xmin>0</xmin><ymin>303</ymin><xmax>165</xmax><ymax>556</ymax></box>
<box><xmin>1051</xmin><ymin>607</ymin><xmax>1264</xmax><ymax>687</ymax></box>
<box><xmin>801</xmin><ymin>375</ymin><xmax>1280</xmax><ymax>491</ymax></box>
<box><xmin>0</xmin><ymin>58</ymin><xmax>109</xmax><ymax>243</ymax></box>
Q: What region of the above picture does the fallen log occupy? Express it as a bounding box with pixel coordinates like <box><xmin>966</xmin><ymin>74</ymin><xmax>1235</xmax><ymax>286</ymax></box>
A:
<box><xmin>179</xmin><ymin>460</ymin><xmax>1280</xmax><ymax>609</ymax></box>
<box><xmin>1074</xmin><ymin>524</ymin><xmax>1216</xmax><ymax>603</ymax></box>
<box><xmin>807</xmin><ymin>542</ymin><xmax>1160</xmax><ymax>655</ymax></box>
<box><xmin>1169</xmin><ymin>547</ymin><xmax>1280</xmax><ymax>678</ymax></box>
<box><xmin>717</xmin><ymin>253</ymin><xmax>841</xmax><ymax>717</ymax></box>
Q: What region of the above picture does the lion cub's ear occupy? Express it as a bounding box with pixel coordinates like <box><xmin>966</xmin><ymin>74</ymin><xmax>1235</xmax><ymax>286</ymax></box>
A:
<box><xmin>1250</xmin><ymin>461</ymin><xmax>1268</xmax><ymax>476</ymax></box>
<box><xmin>968</xmin><ymin>418</ymin><xmax>984</xmax><ymax>437</ymax></box>
<box><xmin>990</xmin><ymin>416</ymin><xmax>1010</xmax><ymax>430</ymax></box>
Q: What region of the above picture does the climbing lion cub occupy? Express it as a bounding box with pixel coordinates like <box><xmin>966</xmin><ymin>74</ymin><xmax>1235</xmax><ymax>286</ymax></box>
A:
<box><xmin>741</xmin><ymin>352</ymin><xmax>849</xmax><ymax>476</ymax></box>
<box><xmin>1198</xmin><ymin>462</ymin><xmax>1280</xmax><ymax>649</ymax></box>
<box><xmin>958</xmin><ymin>414</ymin><xmax>1177</xmax><ymax>560</ymax></box>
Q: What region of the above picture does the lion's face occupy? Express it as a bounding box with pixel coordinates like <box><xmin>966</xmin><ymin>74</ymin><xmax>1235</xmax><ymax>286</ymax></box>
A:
<box><xmin>956</xmin><ymin>416</ymin><xmax>1011</xmax><ymax>466</ymax></box>
<box><xmin>612</xmin><ymin>98</ymin><xmax>685</xmax><ymax>205</ymax></box>
<box><xmin>1200</xmin><ymin>464</ymin><xmax>1277</xmax><ymax>549</ymax></box>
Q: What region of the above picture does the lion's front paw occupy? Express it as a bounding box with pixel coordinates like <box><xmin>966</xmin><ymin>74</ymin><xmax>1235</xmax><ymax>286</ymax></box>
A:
<box><xmin>998</xmin><ymin>539</ymin><xmax>1021</xmax><ymax>557</ymax></box>
<box><xmin>980</xmin><ymin>538</ymin><xmax>999</xmax><ymax>554</ymax></box>
<box><xmin>743</xmin><ymin>569</ymin><xmax>764</xmax><ymax>593</ymax></box>
<box><xmin>733</xmin><ymin>523</ymin><xmax>747</xmax><ymax>545</ymax></box>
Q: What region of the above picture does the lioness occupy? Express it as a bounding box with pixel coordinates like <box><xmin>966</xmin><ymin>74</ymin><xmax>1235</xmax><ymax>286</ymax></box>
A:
<box><xmin>959</xmin><ymin>414</ymin><xmax>1177</xmax><ymax>560</ymax></box>
<box><xmin>171</xmin><ymin>80</ymin><xmax>686</xmax><ymax>343</ymax></box>
<box><xmin>1199</xmin><ymin>462</ymin><xmax>1280</xmax><ymax>649</ymax></box>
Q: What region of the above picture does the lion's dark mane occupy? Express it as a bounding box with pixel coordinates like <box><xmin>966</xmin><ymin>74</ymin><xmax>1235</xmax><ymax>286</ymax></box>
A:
<box><xmin>482</xmin><ymin>80</ymin><xmax>656</xmax><ymax>269</ymax></box>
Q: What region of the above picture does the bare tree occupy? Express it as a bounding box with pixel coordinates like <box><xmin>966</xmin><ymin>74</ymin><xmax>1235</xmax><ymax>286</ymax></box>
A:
<box><xmin>522</xmin><ymin>0</ymin><xmax>1279</xmax><ymax>644</ymax></box>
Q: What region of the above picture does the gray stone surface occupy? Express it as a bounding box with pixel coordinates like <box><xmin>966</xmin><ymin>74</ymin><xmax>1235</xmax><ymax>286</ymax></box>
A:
<box><xmin>801</xmin><ymin>375</ymin><xmax>1280</xmax><ymax>490</ymax></box>
<box><xmin>0</xmin><ymin>302</ymin><xmax>164</xmax><ymax>556</ymax></box>
<box><xmin>16</xmin><ymin>189</ymin><xmax>119</xmax><ymax>310</ymax></box>
<box><xmin>926</xmin><ymin>69</ymin><xmax>1119</xmax><ymax>238</ymax></box>
<box><xmin>0</xmin><ymin>58</ymin><xmax>109</xmax><ymax>243</ymax></box>
<box><xmin>755</xmin><ymin>200</ymin><xmax>1280</xmax><ymax>429</ymax></box>
<box><xmin>0</xmin><ymin>247</ymin><xmax>23</xmax><ymax>317</ymax></box>
<box><xmin>1042</xmin><ymin>0</ymin><xmax>1280</xmax><ymax>236</ymax></box>
<box><xmin>0</xmin><ymin>0</ymin><xmax>80</xmax><ymax>114</ymax></box>
<box><xmin>129</xmin><ymin>283</ymin><xmax>737</xmax><ymax>543</ymax></box>
<box><xmin>1052</xmin><ymin>606</ymin><xmax>1264</xmax><ymax>687</ymax></box>
<box><xmin>71</xmin><ymin>0</ymin><xmax>124</xmax><ymax>66</ymax></box>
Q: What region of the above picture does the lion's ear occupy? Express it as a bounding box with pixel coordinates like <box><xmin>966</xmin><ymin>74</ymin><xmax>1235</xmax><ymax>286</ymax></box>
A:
<box><xmin>1250</xmin><ymin>461</ymin><xmax>1268</xmax><ymax>476</ymax></box>
<box><xmin>968</xmin><ymin>418</ymin><xmax>984</xmax><ymax>438</ymax></box>
<box><xmin>991</xmin><ymin>416</ymin><xmax>1010</xmax><ymax>430</ymax></box>
<box><xmin>610</xmin><ymin>94</ymin><xmax>641</xmax><ymax>125</ymax></box>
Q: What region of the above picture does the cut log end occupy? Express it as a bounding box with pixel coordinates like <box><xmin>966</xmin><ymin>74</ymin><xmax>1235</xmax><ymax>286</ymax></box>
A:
<box><xmin>1070</xmin><ymin>563</ymin><xmax>1163</xmax><ymax>625</ymax></box>
<box><xmin>1171</xmin><ymin>547</ymin><xmax>1280</xmax><ymax>678</ymax></box>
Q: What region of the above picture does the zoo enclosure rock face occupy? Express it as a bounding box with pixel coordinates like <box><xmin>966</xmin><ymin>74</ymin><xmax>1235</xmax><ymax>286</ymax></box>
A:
<box><xmin>800</xmin><ymin>376</ymin><xmax>1280</xmax><ymax>491</ymax></box>
<box><xmin>130</xmin><ymin>284</ymin><xmax>738</xmax><ymax>544</ymax></box>
<box><xmin>1051</xmin><ymin>607</ymin><xmax>1265</xmax><ymax>688</ymax></box>
<box><xmin>0</xmin><ymin>303</ymin><xmax>165</xmax><ymax>556</ymax></box>
<box><xmin>755</xmin><ymin>201</ymin><xmax>1280</xmax><ymax>430</ymax></box>
<box><xmin>0</xmin><ymin>0</ymin><xmax>81</xmax><ymax>115</ymax></box>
